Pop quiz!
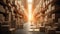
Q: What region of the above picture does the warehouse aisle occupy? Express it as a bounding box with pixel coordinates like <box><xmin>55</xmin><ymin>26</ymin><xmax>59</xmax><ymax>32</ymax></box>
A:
<box><xmin>15</xmin><ymin>29</ymin><xmax>45</xmax><ymax>34</ymax></box>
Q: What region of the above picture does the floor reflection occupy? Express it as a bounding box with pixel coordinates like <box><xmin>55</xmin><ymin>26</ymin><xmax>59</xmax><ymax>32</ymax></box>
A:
<box><xmin>15</xmin><ymin>29</ymin><xmax>45</xmax><ymax>34</ymax></box>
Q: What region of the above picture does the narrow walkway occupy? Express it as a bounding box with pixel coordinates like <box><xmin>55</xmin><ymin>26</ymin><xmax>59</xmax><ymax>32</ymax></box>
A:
<box><xmin>15</xmin><ymin>23</ymin><xmax>45</xmax><ymax>34</ymax></box>
<box><xmin>15</xmin><ymin>29</ymin><xmax>45</xmax><ymax>34</ymax></box>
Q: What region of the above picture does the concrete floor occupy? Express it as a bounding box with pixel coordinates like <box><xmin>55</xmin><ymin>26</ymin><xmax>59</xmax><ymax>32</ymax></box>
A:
<box><xmin>15</xmin><ymin>29</ymin><xmax>45</xmax><ymax>34</ymax></box>
<box><xmin>15</xmin><ymin>23</ymin><xmax>45</xmax><ymax>34</ymax></box>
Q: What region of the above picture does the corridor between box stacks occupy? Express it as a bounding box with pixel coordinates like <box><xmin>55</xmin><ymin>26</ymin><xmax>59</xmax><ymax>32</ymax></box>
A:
<box><xmin>0</xmin><ymin>0</ymin><xmax>60</xmax><ymax>34</ymax></box>
<box><xmin>15</xmin><ymin>29</ymin><xmax>45</xmax><ymax>34</ymax></box>
<box><xmin>15</xmin><ymin>22</ymin><xmax>45</xmax><ymax>34</ymax></box>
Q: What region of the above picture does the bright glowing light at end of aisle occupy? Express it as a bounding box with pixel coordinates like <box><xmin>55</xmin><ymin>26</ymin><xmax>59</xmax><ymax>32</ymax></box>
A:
<box><xmin>28</xmin><ymin>4</ymin><xmax>32</xmax><ymax>21</ymax></box>
<box><xmin>27</xmin><ymin>0</ymin><xmax>33</xmax><ymax>22</ymax></box>
<box><xmin>27</xmin><ymin>0</ymin><xmax>33</xmax><ymax>3</ymax></box>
